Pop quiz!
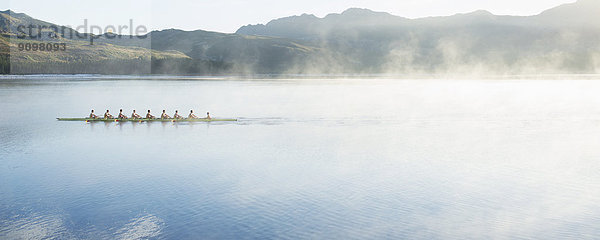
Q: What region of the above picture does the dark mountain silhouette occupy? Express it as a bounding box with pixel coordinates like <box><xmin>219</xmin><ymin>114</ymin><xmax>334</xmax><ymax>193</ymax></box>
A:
<box><xmin>1</xmin><ymin>0</ymin><xmax>600</xmax><ymax>75</ymax></box>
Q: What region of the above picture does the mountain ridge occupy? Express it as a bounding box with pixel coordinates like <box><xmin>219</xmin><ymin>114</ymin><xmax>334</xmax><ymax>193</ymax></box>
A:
<box><xmin>2</xmin><ymin>0</ymin><xmax>600</xmax><ymax>75</ymax></box>
<box><xmin>231</xmin><ymin>0</ymin><xmax>600</xmax><ymax>74</ymax></box>
<box><xmin>237</xmin><ymin>0</ymin><xmax>600</xmax><ymax>37</ymax></box>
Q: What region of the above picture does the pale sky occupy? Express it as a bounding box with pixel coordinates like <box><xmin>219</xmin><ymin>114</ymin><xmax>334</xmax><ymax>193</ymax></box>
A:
<box><xmin>1</xmin><ymin>0</ymin><xmax>576</xmax><ymax>33</ymax></box>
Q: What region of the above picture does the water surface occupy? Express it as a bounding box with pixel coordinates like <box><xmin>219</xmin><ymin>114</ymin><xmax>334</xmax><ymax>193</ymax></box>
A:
<box><xmin>1</xmin><ymin>76</ymin><xmax>600</xmax><ymax>239</ymax></box>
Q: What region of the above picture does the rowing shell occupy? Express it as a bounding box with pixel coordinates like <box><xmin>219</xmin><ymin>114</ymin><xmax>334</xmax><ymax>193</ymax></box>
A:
<box><xmin>57</xmin><ymin>118</ymin><xmax>237</xmax><ymax>122</ymax></box>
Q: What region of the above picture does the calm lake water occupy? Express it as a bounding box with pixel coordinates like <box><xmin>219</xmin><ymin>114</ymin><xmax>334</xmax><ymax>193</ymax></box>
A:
<box><xmin>1</xmin><ymin>76</ymin><xmax>600</xmax><ymax>239</ymax></box>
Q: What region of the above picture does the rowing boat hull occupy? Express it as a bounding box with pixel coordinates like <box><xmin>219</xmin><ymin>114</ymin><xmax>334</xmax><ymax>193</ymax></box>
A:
<box><xmin>57</xmin><ymin>118</ymin><xmax>237</xmax><ymax>122</ymax></box>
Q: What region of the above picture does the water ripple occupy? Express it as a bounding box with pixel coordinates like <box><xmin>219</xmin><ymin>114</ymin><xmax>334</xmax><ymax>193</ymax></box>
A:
<box><xmin>114</xmin><ymin>214</ymin><xmax>165</xmax><ymax>240</ymax></box>
<box><xmin>0</xmin><ymin>213</ymin><xmax>71</xmax><ymax>240</ymax></box>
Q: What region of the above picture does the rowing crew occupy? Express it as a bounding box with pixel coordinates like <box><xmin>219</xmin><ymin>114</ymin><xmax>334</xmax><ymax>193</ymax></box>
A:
<box><xmin>89</xmin><ymin>109</ymin><xmax>211</xmax><ymax>120</ymax></box>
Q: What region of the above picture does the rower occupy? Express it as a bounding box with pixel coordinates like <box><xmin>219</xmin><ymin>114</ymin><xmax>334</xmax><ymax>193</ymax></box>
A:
<box><xmin>118</xmin><ymin>109</ymin><xmax>128</xmax><ymax>119</ymax></box>
<box><xmin>173</xmin><ymin>110</ymin><xmax>183</xmax><ymax>119</ymax></box>
<box><xmin>131</xmin><ymin>110</ymin><xmax>141</xmax><ymax>119</ymax></box>
<box><xmin>188</xmin><ymin>110</ymin><xmax>198</xmax><ymax>119</ymax></box>
<box><xmin>146</xmin><ymin>110</ymin><xmax>155</xmax><ymax>119</ymax></box>
<box><xmin>104</xmin><ymin>110</ymin><xmax>114</xmax><ymax>119</ymax></box>
<box><xmin>205</xmin><ymin>112</ymin><xmax>211</xmax><ymax>119</ymax></box>
<box><xmin>89</xmin><ymin>110</ymin><xmax>98</xmax><ymax>119</ymax></box>
<box><xmin>161</xmin><ymin>110</ymin><xmax>171</xmax><ymax>119</ymax></box>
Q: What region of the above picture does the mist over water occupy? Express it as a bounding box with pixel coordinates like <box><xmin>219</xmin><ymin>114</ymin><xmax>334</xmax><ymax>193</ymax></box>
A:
<box><xmin>1</xmin><ymin>76</ymin><xmax>600</xmax><ymax>239</ymax></box>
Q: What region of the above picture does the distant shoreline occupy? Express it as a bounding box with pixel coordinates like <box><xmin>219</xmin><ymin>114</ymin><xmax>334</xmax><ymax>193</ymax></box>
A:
<box><xmin>1</xmin><ymin>73</ymin><xmax>600</xmax><ymax>81</ymax></box>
